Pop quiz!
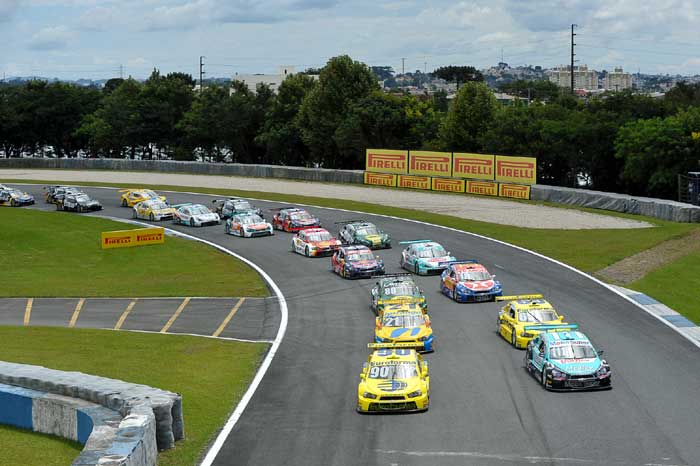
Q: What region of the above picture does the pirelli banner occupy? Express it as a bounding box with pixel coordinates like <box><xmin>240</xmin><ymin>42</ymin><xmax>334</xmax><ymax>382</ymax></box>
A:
<box><xmin>495</xmin><ymin>155</ymin><xmax>537</xmax><ymax>185</ymax></box>
<box><xmin>466</xmin><ymin>180</ymin><xmax>499</xmax><ymax>196</ymax></box>
<box><xmin>499</xmin><ymin>184</ymin><xmax>531</xmax><ymax>200</ymax></box>
<box><xmin>364</xmin><ymin>172</ymin><xmax>397</xmax><ymax>187</ymax></box>
<box><xmin>101</xmin><ymin>227</ymin><xmax>165</xmax><ymax>250</ymax></box>
<box><xmin>453</xmin><ymin>153</ymin><xmax>494</xmax><ymax>180</ymax></box>
<box><xmin>431</xmin><ymin>177</ymin><xmax>465</xmax><ymax>193</ymax></box>
<box><xmin>398</xmin><ymin>174</ymin><xmax>431</xmax><ymax>190</ymax></box>
<box><xmin>408</xmin><ymin>151</ymin><xmax>452</xmax><ymax>177</ymax></box>
<box><xmin>365</xmin><ymin>149</ymin><xmax>408</xmax><ymax>174</ymax></box>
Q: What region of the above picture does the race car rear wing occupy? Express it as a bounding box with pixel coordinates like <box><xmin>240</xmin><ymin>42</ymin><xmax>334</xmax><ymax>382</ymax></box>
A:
<box><xmin>368</xmin><ymin>342</ymin><xmax>423</xmax><ymax>349</ymax></box>
<box><xmin>334</xmin><ymin>219</ymin><xmax>367</xmax><ymax>225</ymax></box>
<box><xmin>496</xmin><ymin>294</ymin><xmax>544</xmax><ymax>302</ymax></box>
<box><xmin>269</xmin><ymin>207</ymin><xmax>300</xmax><ymax>211</ymax></box>
<box><xmin>398</xmin><ymin>239</ymin><xmax>432</xmax><ymax>245</ymax></box>
<box><xmin>523</xmin><ymin>324</ymin><xmax>578</xmax><ymax>332</ymax></box>
<box><xmin>171</xmin><ymin>203</ymin><xmax>194</xmax><ymax>209</ymax></box>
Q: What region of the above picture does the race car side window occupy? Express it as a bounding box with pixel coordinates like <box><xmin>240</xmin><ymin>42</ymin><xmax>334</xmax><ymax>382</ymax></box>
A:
<box><xmin>509</xmin><ymin>307</ymin><xmax>516</xmax><ymax>319</ymax></box>
<box><xmin>538</xmin><ymin>341</ymin><xmax>546</xmax><ymax>354</ymax></box>
<box><xmin>450</xmin><ymin>270</ymin><xmax>456</xmax><ymax>279</ymax></box>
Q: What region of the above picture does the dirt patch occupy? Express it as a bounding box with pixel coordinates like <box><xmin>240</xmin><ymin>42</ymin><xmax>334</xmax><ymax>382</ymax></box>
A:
<box><xmin>597</xmin><ymin>229</ymin><xmax>700</xmax><ymax>284</ymax></box>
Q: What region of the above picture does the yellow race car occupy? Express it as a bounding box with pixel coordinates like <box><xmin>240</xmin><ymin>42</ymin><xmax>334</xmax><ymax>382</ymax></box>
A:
<box><xmin>119</xmin><ymin>189</ymin><xmax>167</xmax><ymax>207</ymax></box>
<box><xmin>375</xmin><ymin>304</ymin><xmax>434</xmax><ymax>352</ymax></box>
<box><xmin>357</xmin><ymin>343</ymin><xmax>430</xmax><ymax>413</ymax></box>
<box><xmin>496</xmin><ymin>294</ymin><xmax>570</xmax><ymax>349</ymax></box>
<box><xmin>132</xmin><ymin>199</ymin><xmax>176</xmax><ymax>221</ymax></box>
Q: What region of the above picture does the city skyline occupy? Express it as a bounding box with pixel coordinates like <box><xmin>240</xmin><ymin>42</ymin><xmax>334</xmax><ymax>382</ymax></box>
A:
<box><xmin>2</xmin><ymin>0</ymin><xmax>699</xmax><ymax>80</ymax></box>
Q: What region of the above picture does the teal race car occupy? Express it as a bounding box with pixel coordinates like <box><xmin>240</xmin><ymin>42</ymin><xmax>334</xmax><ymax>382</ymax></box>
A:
<box><xmin>370</xmin><ymin>274</ymin><xmax>427</xmax><ymax>314</ymax></box>
<box><xmin>337</xmin><ymin>220</ymin><xmax>391</xmax><ymax>249</ymax></box>
<box><xmin>399</xmin><ymin>240</ymin><xmax>457</xmax><ymax>275</ymax></box>
<box><xmin>524</xmin><ymin>325</ymin><xmax>612</xmax><ymax>391</ymax></box>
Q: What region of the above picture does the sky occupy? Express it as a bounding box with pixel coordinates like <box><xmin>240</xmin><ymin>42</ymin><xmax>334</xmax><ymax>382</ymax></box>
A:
<box><xmin>1</xmin><ymin>0</ymin><xmax>699</xmax><ymax>80</ymax></box>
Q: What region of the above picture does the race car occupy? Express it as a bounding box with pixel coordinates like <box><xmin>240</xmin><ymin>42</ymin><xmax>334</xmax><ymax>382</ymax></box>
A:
<box><xmin>57</xmin><ymin>192</ymin><xmax>102</xmax><ymax>212</ymax></box>
<box><xmin>375</xmin><ymin>305</ymin><xmax>434</xmax><ymax>352</ymax></box>
<box><xmin>119</xmin><ymin>189</ymin><xmax>167</xmax><ymax>207</ymax></box>
<box><xmin>212</xmin><ymin>198</ymin><xmax>263</xmax><ymax>219</ymax></box>
<box><xmin>291</xmin><ymin>227</ymin><xmax>341</xmax><ymax>257</ymax></box>
<box><xmin>272</xmin><ymin>207</ymin><xmax>321</xmax><ymax>232</ymax></box>
<box><xmin>357</xmin><ymin>343</ymin><xmax>430</xmax><ymax>413</ymax></box>
<box><xmin>496</xmin><ymin>294</ymin><xmax>569</xmax><ymax>349</ymax></box>
<box><xmin>525</xmin><ymin>325</ymin><xmax>612</xmax><ymax>391</ymax></box>
<box><xmin>0</xmin><ymin>188</ymin><xmax>35</xmax><ymax>207</ymax></box>
<box><xmin>399</xmin><ymin>240</ymin><xmax>457</xmax><ymax>275</ymax></box>
<box><xmin>371</xmin><ymin>274</ymin><xmax>427</xmax><ymax>314</ymax></box>
<box><xmin>331</xmin><ymin>245</ymin><xmax>385</xmax><ymax>279</ymax></box>
<box><xmin>225</xmin><ymin>213</ymin><xmax>273</xmax><ymax>237</ymax></box>
<box><xmin>336</xmin><ymin>220</ymin><xmax>391</xmax><ymax>249</ymax></box>
<box><xmin>440</xmin><ymin>261</ymin><xmax>502</xmax><ymax>303</ymax></box>
<box><xmin>132</xmin><ymin>199</ymin><xmax>176</xmax><ymax>221</ymax></box>
<box><xmin>172</xmin><ymin>203</ymin><xmax>220</xmax><ymax>227</ymax></box>
<box><xmin>45</xmin><ymin>185</ymin><xmax>81</xmax><ymax>204</ymax></box>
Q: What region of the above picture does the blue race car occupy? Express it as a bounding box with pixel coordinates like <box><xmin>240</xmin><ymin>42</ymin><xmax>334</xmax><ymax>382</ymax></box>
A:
<box><xmin>399</xmin><ymin>240</ymin><xmax>457</xmax><ymax>275</ymax></box>
<box><xmin>440</xmin><ymin>261</ymin><xmax>503</xmax><ymax>302</ymax></box>
<box><xmin>524</xmin><ymin>325</ymin><xmax>612</xmax><ymax>391</ymax></box>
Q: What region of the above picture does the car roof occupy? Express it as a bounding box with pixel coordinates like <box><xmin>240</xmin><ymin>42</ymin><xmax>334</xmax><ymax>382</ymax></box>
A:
<box><xmin>300</xmin><ymin>227</ymin><xmax>328</xmax><ymax>234</ymax></box>
<box><xmin>543</xmin><ymin>331</ymin><xmax>590</xmax><ymax>345</ymax></box>
<box><xmin>412</xmin><ymin>242</ymin><xmax>441</xmax><ymax>249</ymax></box>
<box><xmin>451</xmin><ymin>262</ymin><xmax>487</xmax><ymax>272</ymax></box>
<box><xmin>369</xmin><ymin>349</ymin><xmax>418</xmax><ymax>363</ymax></box>
<box><xmin>341</xmin><ymin>245</ymin><xmax>371</xmax><ymax>253</ymax></box>
<box><xmin>511</xmin><ymin>299</ymin><xmax>554</xmax><ymax>310</ymax></box>
<box><xmin>380</xmin><ymin>275</ymin><xmax>415</xmax><ymax>285</ymax></box>
<box><xmin>382</xmin><ymin>308</ymin><xmax>425</xmax><ymax>317</ymax></box>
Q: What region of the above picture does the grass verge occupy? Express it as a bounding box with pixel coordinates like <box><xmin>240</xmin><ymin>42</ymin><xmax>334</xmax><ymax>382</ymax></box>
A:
<box><xmin>629</xmin><ymin>251</ymin><xmax>700</xmax><ymax>324</ymax></box>
<box><xmin>0</xmin><ymin>425</ymin><xmax>81</xmax><ymax>466</ymax></box>
<box><xmin>2</xmin><ymin>178</ymin><xmax>696</xmax><ymax>273</ymax></box>
<box><xmin>0</xmin><ymin>326</ymin><xmax>268</xmax><ymax>466</ymax></box>
<box><xmin>0</xmin><ymin>208</ymin><xmax>267</xmax><ymax>297</ymax></box>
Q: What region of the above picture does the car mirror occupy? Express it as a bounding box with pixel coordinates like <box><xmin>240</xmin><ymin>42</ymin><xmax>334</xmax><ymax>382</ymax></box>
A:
<box><xmin>598</xmin><ymin>350</ymin><xmax>605</xmax><ymax>357</ymax></box>
<box><xmin>359</xmin><ymin>373</ymin><xmax>366</xmax><ymax>380</ymax></box>
<box><xmin>558</xmin><ymin>315</ymin><xmax>564</xmax><ymax>321</ymax></box>
<box><xmin>491</xmin><ymin>274</ymin><xmax>496</xmax><ymax>279</ymax></box>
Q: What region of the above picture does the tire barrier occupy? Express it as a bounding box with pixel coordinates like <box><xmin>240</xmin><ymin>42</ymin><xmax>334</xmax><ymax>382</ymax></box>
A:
<box><xmin>0</xmin><ymin>382</ymin><xmax>157</xmax><ymax>466</ymax></box>
<box><xmin>0</xmin><ymin>361</ymin><xmax>183</xmax><ymax>452</ymax></box>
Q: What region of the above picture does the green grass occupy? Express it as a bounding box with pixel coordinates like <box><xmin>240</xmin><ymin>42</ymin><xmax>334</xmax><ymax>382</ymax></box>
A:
<box><xmin>629</xmin><ymin>251</ymin><xmax>700</xmax><ymax>324</ymax></box>
<box><xmin>3</xmin><ymin>178</ymin><xmax>695</xmax><ymax>273</ymax></box>
<box><xmin>0</xmin><ymin>326</ymin><xmax>268</xmax><ymax>466</ymax></box>
<box><xmin>0</xmin><ymin>425</ymin><xmax>81</xmax><ymax>466</ymax></box>
<box><xmin>0</xmin><ymin>208</ymin><xmax>267</xmax><ymax>297</ymax></box>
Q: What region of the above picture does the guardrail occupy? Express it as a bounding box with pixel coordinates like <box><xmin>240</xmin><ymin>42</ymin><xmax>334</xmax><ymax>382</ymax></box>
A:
<box><xmin>0</xmin><ymin>361</ymin><xmax>183</xmax><ymax>465</ymax></box>
<box><xmin>1</xmin><ymin>158</ymin><xmax>699</xmax><ymax>222</ymax></box>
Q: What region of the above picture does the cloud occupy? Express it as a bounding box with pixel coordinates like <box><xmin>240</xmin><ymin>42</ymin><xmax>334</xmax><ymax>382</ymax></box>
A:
<box><xmin>28</xmin><ymin>25</ymin><xmax>75</xmax><ymax>50</ymax></box>
<box><xmin>78</xmin><ymin>6</ymin><xmax>121</xmax><ymax>31</ymax></box>
<box><xmin>0</xmin><ymin>0</ymin><xmax>19</xmax><ymax>22</ymax></box>
<box><xmin>504</xmin><ymin>0</ymin><xmax>597</xmax><ymax>32</ymax></box>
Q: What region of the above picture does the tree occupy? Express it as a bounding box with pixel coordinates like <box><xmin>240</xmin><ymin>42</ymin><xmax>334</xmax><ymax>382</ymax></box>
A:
<box><xmin>103</xmin><ymin>78</ymin><xmax>124</xmax><ymax>94</ymax></box>
<box><xmin>370</xmin><ymin>66</ymin><xmax>394</xmax><ymax>81</ymax></box>
<box><xmin>296</xmin><ymin>55</ymin><xmax>379</xmax><ymax>167</ymax></box>
<box><xmin>166</xmin><ymin>72</ymin><xmax>196</xmax><ymax>87</ymax></box>
<box><xmin>438</xmin><ymin>81</ymin><xmax>496</xmax><ymax>152</ymax></box>
<box><xmin>432</xmin><ymin>66</ymin><xmax>484</xmax><ymax>87</ymax></box>
<box><xmin>664</xmin><ymin>81</ymin><xmax>700</xmax><ymax>110</ymax></box>
<box><xmin>177</xmin><ymin>86</ymin><xmax>234</xmax><ymax>162</ymax></box>
<box><xmin>497</xmin><ymin>79</ymin><xmax>561</xmax><ymax>102</ymax></box>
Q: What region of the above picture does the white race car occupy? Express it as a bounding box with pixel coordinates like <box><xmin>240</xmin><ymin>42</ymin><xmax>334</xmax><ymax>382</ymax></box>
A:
<box><xmin>225</xmin><ymin>214</ymin><xmax>274</xmax><ymax>237</ymax></box>
<box><xmin>173</xmin><ymin>203</ymin><xmax>220</xmax><ymax>227</ymax></box>
<box><xmin>291</xmin><ymin>227</ymin><xmax>341</xmax><ymax>257</ymax></box>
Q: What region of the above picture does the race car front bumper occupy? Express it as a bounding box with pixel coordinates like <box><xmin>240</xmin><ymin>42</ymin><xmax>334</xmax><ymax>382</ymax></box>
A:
<box><xmin>310</xmin><ymin>246</ymin><xmax>339</xmax><ymax>256</ymax></box>
<box><xmin>244</xmin><ymin>229</ymin><xmax>273</xmax><ymax>237</ymax></box>
<box><xmin>375</xmin><ymin>335</ymin><xmax>434</xmax><ymax>352</ymax></box>
<box><xmin>453</xmin><ymin>288</ymin><xmax>503</xmax><ymax>303</ymax></box>
<box><xmin>357</xmin><ymin>393</ymin><xmax>429</xmax><ymax>413</ymax></box>
<box><xmin>346</xmin><ymin>267</ymin><xmax>385</xmax><ymax>278</ymax></box>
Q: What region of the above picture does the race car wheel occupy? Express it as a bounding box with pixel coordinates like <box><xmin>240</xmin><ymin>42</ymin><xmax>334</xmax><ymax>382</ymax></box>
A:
<box><xmin>10</xmin><ymin>199</ymin><xmax>16</xmax><ymax>207</ymax></box>
<box><xmin>511</xmin><ymin>329</ymin><xmax>518</xmax><ymax>348</ymax></box>
<box><xmin>132</xmin><ymin>210</ymin><xmax>137</xmax><ymax>219</ymax></box>
<box><xmin>149</xmin><ymin>213</ymin><xmax>155</xmax><ymax>221</ymax></box>
<box><xmin>225</xmin><ymin>224</ymin><xmax>230</xmax><ymax>234</ymax></box>
<box><xmin>415</xmin><ymin>263</ymin><xmax>420</xmax><ymax>275</ymax></box>
<box><xmin>541</xmin><ymin>367</ymin><xmax>547</xmax><ymax>388</ymax></box>
<box><xmin>190</xmin><ymin>218</ymin><xmax>195</xmax><ymax>227</ymax></box>
<box><xmin>305</xmin><ymin>246</ymin><xmax>310</xmax><ymax>257</ymax></box>
<box><xmin>121</xmin><ymin>199</ymin><xmax>127</xmax><ymax>207</ymax></box>
<box><xmin>451</xmin><ymin>288</ymin><xmax>457</xmax><ymax>302</ymax></box>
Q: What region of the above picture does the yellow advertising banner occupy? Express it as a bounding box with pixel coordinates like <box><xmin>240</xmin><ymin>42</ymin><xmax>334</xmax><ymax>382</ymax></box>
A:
<box><xmin>431</xmin><ymin>177</ymin><xmax>465</xmax><ymax>193</ymax></box>
<box><xmin>495</xmin><ymin>155</ymin><xmax>537</xmax><ymax>184</ymax></box>
<box><xmin>364</xmin><ymin>172</ymin><xmax>397</xmax><ymax>187</ymax></box>
<box><xmin>452</xmin><ymin>153</ymin><xmax>494</xmax><ymax>180</ymax></box>
<box><xmin>466</xmin><ymin>180</ymin><xmax>499</xmax><ymax>196</ymax></box>
<box><xmin>101</xmin><ymin>227</ymin><xmax>165</xmax><ymax>249</ymax></box>
<box><xmin>408</xmin><ymin>151</ymin><xmax>452</xmax><ymax>177</ymax></box>
<box><xmin>397</xmin><ymin>174</ymin><xmax>431</xmax><ymax>190</ymax></box>
<box><xmin>498</xmin><ymin>184</ymin><xmax>531</xmax><ymax>200</ymax></box>
<box><xmin>365</xmin><ymin>149</ymin><xmax>409</xmax><ymax>174</ymax></box>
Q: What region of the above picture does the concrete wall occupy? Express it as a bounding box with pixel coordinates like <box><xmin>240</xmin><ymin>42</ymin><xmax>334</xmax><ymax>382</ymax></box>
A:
<box><xmin>0</xmin><ymin>382</ymin><xmax>157</xmax><ymax>466</ymax></box>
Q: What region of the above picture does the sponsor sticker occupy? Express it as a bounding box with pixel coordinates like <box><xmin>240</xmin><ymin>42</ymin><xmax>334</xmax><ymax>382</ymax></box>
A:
<box><xmin>398</xmin><ymin>174</ymin><xmax>431</xmax><ymax>190</ymax></box>
<box><xmin>495</xmin><ymin>156</ymin><xmax>537</xmax><ymax>184</ymax></box>
<box><xmin>498</xmin><ymin>184</ymin><xmax>531</xmax><ymax>200</ymax></box>
<box><xmin>101</xmin><ymin>227</ymin><xmax>165</xmax><ymax>249</ymax></box>
<box><xmin>466</xmin><ymin>180</ymin><xmax>498</xmax><ymax>196</ymax></box>
<box><xmin>452</xmin><ymin>153</ymin><xmax>494</xmax><ymax>180</ymax></box>
<box><xmin>408</xmin><ymin>151</ymin><xmax>452</xmax><ymax>177</ymax></box>
<box><xmin>431</xmin><ymin>177</ymin><xmax>465</xmax><ymax>193</ymax></box>
<box><xmin>366</xmin><ymin>149</ymin><xmax>409</xmax><ymax>174</ymax></box>
<box><xmin>364</xmin><ymin>172</ymin><xmax>397</xmax><ymax>187</ymax></box>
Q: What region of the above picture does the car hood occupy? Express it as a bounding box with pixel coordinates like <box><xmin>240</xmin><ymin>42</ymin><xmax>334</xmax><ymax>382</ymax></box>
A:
<box><xmin>359</xmin><ymin>234</ymin><xmax>386</xmax><ymax>244</ymax></box>
<box><xmin>349</xmin><ymin>259</ymin><xmax>380</xmax><ymax>268</ymax></box>
<box><xmin>245</xmin><ymin>222</ymin><xmax>271</xmax><ymax>230</ymax></box>
<box><xmin>311</xmin><ymin>240</ymin><xmax>340</xmax><ymax>248</ymax></box>
<box><xmin>418</xmin><ymin>256</ymin><xmax>455</xmax><ymax>265</ymax></box>
<box><xmin>363</xmin><ymin>378</ymin><xmax>423</xmax><ymax>395</ymax></box>
<box><xmin>551</xmin><ymin>358</ymin><xmax>601</xmax><ymax>375</ymax></box>
<box><xmin>459</xmin><ymin>280</ymin><xmax>496</xmax><ymax>290</ymax></box>
<box><xmin>377</xmin><ymin>326</ymin><xmax>431</xmax><ymax>340</ymax></box>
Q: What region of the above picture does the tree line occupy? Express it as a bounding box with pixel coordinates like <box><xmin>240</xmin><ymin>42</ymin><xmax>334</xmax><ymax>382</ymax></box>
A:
<box><xmin>1</xmin><ymin>55</ymin><xmax>699</xmax><ymax>200</ymax></box>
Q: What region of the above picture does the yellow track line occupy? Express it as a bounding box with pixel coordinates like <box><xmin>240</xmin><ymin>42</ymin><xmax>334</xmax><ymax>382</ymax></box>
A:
<box><xmin>160</xmin><ymin>297</ymin><xmax>190</xmax><ymax>333</ymax></box>
<box><xmin>68</xmin><ymin>298</ymin><xmax>85</xmax><ymax>328</ymax></box>
<box><xmin>23</xmin><ymin>298</ymin><xmax>33</xmax><ymax>326</ymax></box>
<box><xmin>212</xmin><ymin>298</ymin><xmax>246</xmax><ymax>338</ymax></box>
<box><xmin>114</xmin><ymin>299</ymin><xmax>138</xmax><ymax>330</ymax></box>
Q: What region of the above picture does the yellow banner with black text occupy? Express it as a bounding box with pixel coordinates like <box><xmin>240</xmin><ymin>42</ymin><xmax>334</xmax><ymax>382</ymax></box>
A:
<box><xmin>101</xmin><ymin>227</ymin><xmax>165</xmax><ymax>249</ymax></box>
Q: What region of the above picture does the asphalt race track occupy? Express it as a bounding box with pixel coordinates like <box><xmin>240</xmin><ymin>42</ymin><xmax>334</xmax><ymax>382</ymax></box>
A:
<box><xmin>8</xmin><ymin>184</ymin><xmax>700</xmax><ymax>466</ymax></box>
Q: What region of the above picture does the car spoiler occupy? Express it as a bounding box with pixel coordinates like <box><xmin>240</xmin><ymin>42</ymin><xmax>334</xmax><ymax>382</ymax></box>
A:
<box><xmin>334</xmin><ymin>219</ymin><xmax>367</xmax><ymax>225</ymax></box>
<box><xmin>398</xmin><ymin>239</ymin><xmax>433</xmax><ymax>245</ymax></box>
<box><xmin>523</xmin><ymin>324</ymin><xmax>578</xmax><ymax>332</ymax></box>
<box><xmin>381</xmin><ymin>273</ymin><xmax>414</xmax><ymax>279</ymax></box>
<box><xmin>495</xmin><ymin>294</ymin><xmax>544</xmax><ymax>302</ymax></box>
<box><xmin>367</xmin><ymin>342</ymin><xmax>423</xmax><ymax>349</ymax></box>
<box><xmin>171</xmin><ymin>203</ymin><xmax>194</xmax><ymax>209</ymax></box>
<box><xmin>437</xmin><ymin>259</ymin><xmax>459</xmax><ymax>267</ymax></box>
<box><xmin>269</xmin><ymin>207</ymin><xmax>299</xmax><ymax>211</ymax></box>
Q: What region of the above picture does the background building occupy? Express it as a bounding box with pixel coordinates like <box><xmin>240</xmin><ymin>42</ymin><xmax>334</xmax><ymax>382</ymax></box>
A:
<box><xmin>548</xmin><ymin>65</ymin><xmax>599</xmax><ymax>90</ymax></box>
<box><xmin>604</xmin><ymin>67</ymin><xmax>633</xmax><ymax>91</ymax></box>
<box><xmin>233</xmin><ymin>66</ymin><xmax>318</xmax><ymax>94</ymax></box>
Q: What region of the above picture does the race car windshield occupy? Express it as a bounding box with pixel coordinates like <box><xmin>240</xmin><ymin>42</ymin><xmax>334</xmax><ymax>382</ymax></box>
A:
<box><xmin>519</xmin><ymin>309</ymin><xmax>558</xmax><ymax>322</ymax></box>
<box><xmin>458</xmin><ymin>271</ymin><xmax>491</xmax><ymax>281</ymax></box>
<box><xmin>356</xmin><ymin>226</ymin><xmax>379</xmax><ymax>236</ymax></box>
<box><xmin>368</xmin><ymin>364</ymin><xmax>418</xmax><ymax>379</ymax></box>
<box><xmin>416</xmin><ymin>246</ymin><xmax>447</xmax><ymax>258</ymax></box>
<box><xmin>189</xmin><ymin>206</ymin><xmax>211</xmax><ymax>215</ymax></box>
<box><xmin>382</xmin><ymin>314</ymin><xmax>425</xmax><ymax>328</ymax></box>
<box><xmin>347</xmin><ymin>252</ymin><xmax>374</xmax><ymax>261</ymax></box>
<box><xmin>75</xmin><ymin>195</ymin><xmax>91</xmax><ymax>202</ymax></box>
<box><xmin>239</xmin><ymin>216</ymin><xmax>263</xmax><ymax>224</ymax></box>
<box><xmin>384</xmin><ymin>284</ymin><xmax>418</xmax><ymax>296</ymax></box>
<box><xmin>234</xmin><ymin>200</ymin><xmax>252</xmax><ymax>209</ymax></box>
<box><xmin>150</xmin><ymin>201</ymin><xmax>168</xmax><ymax>209</ymax></box>
<box><xmin>549</xmin><ymin>344</ymin><xmax>597</xmax><ymax>360</ymax></box>
<box><xmin>307</xmin><ymin>231</ymin><xmax>332</xmax><ymax>242</ymax></box>
<box><xmin>142</xmin><ymin>190</ymin><xmax>158</xmax><ymax>198</ymax></box>
<box><xmin>291</xmin><ymin>213</ymin><xmax>313</xmax><ymax>221</ymax></box>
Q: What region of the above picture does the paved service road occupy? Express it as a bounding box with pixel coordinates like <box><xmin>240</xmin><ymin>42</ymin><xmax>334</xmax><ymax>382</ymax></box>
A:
<box><xmin>9</xmin><ymin>184</ymin><xmax>700</xmax><ymax>466</ymax></box>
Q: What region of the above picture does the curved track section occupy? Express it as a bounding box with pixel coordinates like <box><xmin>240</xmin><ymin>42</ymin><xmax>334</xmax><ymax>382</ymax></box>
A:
<box><xmin>11</xmin><ymin>184</ymin><xmax>700</xmax><ymax>466</ymax></box>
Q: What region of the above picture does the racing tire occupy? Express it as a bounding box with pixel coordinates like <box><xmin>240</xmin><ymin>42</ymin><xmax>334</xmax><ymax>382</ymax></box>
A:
<box><xmin>189</xmin><ymin>218</ymin><xmax>195</xmax><ymax>227</ymax></box>
<box><xmin>451</xmin><ymin>288</ymin><xmax>457</xmax><ymax>302</ymax></box>
<box><xmin>225</xmin><ymin>224</ymin><xmax>230</xmax><ymax>234</ymax></box>
<box><xmin>415</xmin><ymin>263</ymin><xmax>420</xmax><ymax>275</ymax></box>
<box><xmin>10</xmin><ymin>199</ymin><xmax>16</xmax><ymax>207</ymax></box>
<box><xmin>132</xmin><ymin>210</ymin><xmax>137</xmax><ymax>219</ymax></box>
<box><xmin>511</xmin><ymin>328</ymin><xmax>517</xmax><ymax>348</ymax></box>
<box><xmin>541</xmin><ymin>367</ymin><xmax>547</xmax><ymax>388</ymax></box>
<box><xmin>305</xmin><ymin>246</ymin><xmax>310</xmax><ymax>257</ymax></box>
<box><xmin>121</xmin><ymin>199</ymin><xmax>127</xmax><ymax>207</ymax></box>
<box><xmin>149</xmin><ymin>213</ymin><xmax>155</xmax><ymax>221</ymax></box>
